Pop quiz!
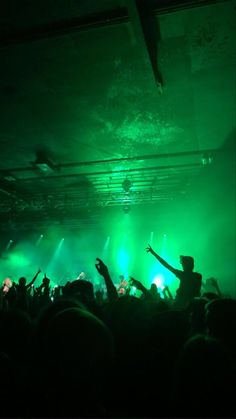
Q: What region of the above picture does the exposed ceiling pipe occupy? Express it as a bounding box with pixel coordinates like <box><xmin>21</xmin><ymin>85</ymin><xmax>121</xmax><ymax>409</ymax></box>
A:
<box><xmin>0</xmin><ymin>148</ymin><xmax>219</xmax><ymax>174</ymax></box>
<box><xmin>14</xmin><ymin>162</ymin><xmax>202</xmax><ymax>182</ymax></box>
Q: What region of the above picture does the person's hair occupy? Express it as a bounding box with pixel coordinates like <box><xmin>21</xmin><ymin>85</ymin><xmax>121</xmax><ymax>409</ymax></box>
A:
<box><xmin>180</xmin><ymin>255</ymin><xmax>194</xmax><ymax>271</ymax></box>
<box><xmin>19</xmin><ymin>277</ymin><xmax>26</xmax><ymax>285</ymax></box>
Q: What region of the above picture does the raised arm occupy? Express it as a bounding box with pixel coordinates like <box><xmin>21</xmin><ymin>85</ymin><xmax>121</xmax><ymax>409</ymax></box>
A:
<box><xmin>95</xmin><ymin>258</ymin><xmax>118</xmax><ymax>303</ymax></box>
<box><xmin>146</xmin><ymin>244</ymin><xmax>177</xmax><ymax>274</ymax></box>
<box><xmin>129</xmin><ymin>276</ymin><xmax>152</xmax><ymax>298</ymax></box>
<box><xmin>129</xmin><ymin>277</ymin><xmax>149</xmax><ymax>297</ymax></box>
<box><xmin>208</xmin><ymin>277</ymin><xmax>222</xmax><ymax>298</ymax></box>
<box><xmin>26</xmin><ymin>269</ymin><xmax>41</xmax><ymax>289</ymax></box>
<box><xmin>163</xmin><ymin>285</ymin><xmax>174</xmax><ymax>300</ymax></box>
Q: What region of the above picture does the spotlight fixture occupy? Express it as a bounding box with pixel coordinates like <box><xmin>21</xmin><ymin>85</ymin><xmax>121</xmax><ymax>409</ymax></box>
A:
<box><xmin>34</xmin><ymin>151</ymin><xmax>55</xmax><ymax>173</ymax></box>
<box><xmin>201</xmin><ymin>152</ymin><xmax>213</xmax><ymax>166</ymax></box>
<box><xmin>123</xmin><ymin>205</ymin><xmax>130</xmax><ymax>214</ymax></box>
<box><xmin>122</xmin><ymin>178</ymin><xmax>132</xmax><ymax>192</ymax></box>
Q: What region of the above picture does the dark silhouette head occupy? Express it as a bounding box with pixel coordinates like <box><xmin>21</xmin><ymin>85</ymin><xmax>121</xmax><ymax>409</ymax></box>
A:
<box><xmin>19</xmin><ymin>277</ymin><xmax>26</xmax><ymax>286</ymax></box>
<box><xmin>150</xmin><ymin>283</ymin><xmax>158</xmax><ymax>296</ymax></box>
<box><xmin>41</xmin><ymin>307</ymin><xmax>113</xmax><ymax>386</ymax></box>
<box><xmin>43</xmin><ymin>277</ymin><xmax>50</xmax><ymax>287</ymax></box>
<box><xmin>205</xmin><ymin>298</ymin><xmax>236</xmax><ymax>360</ymax></box>
<box><xmin>69</xmin><ymin>279</ymin><xmax>94</xmax><ymax>300</ymax></box>
<box><xmin>180</xmin><ymin>255</ymin><xmax>194</xmax><ymax>272</ymax></box>
<box><xmin>38</xmin><ymin>307</ymin><xmax>113</xmax><ymax>417</ymax></box>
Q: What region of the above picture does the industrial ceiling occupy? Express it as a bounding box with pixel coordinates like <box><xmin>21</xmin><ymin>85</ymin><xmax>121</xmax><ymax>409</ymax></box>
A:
<box><xmin>0</xmin><ymin>0</ymin><xmax>235</xmax><ymax>231</ymax></box>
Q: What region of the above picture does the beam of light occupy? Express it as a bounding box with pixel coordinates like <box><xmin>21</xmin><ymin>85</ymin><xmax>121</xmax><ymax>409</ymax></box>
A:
<box><xmin>6</xmin><ymin>239</ymin><xmax>13</xmax><ymax>251</ymax></box>
<box><xmin>113</xmin><ymin>211</ymin><xmax>132</xmax><ymax>280</ymax></box>
<box><xmin>148</xmin><ymin>233</ymin><xmax>170</xmax><ymax>288</ymax></box>
<box><xmin>36</xmin><ymin>234</ymin><xmax>44</xmax><ymax>246</ymax></box>
<box><xmin>46</xmin><ymin>238</ymin><xmax>65</xmax><ymax>276</ymax></box>
<box><xmin>161</xmin><ymin>233</ymin><xmax>167</xmax><ymax>255</ymax></box>
<box><xmin>147</xmin><ymin>232</ymin><xmax>156</xmax><ymax>285</ymax></box>
<box><xmin>102</xmin><ymin>236</ymin><xmax>110</xmax><ymax>256</ymax></box>
<box><xmin>152</xmin><ymin>274</ymin><xmax>165</xmax><ymax>290</ymax></box>
<box><xmin>159</xmin><ymin>233</ymin><xmax>174</xmax><ymax>287</ymax></box>
<box><xmin>150</xmin><ymin>231</ymin><xmax>154</xmax><ymax>245</ymax></box>
<box><xmin>117</xmin><ymin>247</ymin><xmax>129</xmax><ymax>278</ymax></box>
<box><xmin>54</xmin><ymin>238</ymin><xmax>64</xmax><ymax>258</ymax></box>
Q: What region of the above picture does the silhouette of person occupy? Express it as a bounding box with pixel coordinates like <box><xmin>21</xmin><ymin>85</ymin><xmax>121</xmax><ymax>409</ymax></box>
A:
<box><xmin>146</xmin><ymin>245</ymin><xmax>202</xmax><ymax>309</ymax></box>
<box><xmin>15</xmin><ymin>269</ymin><xmax>41</xmax><ymax>294</ymax></box>
<box><xmin>2</xmin><ymin>277</ymin><xmax>12</xmax><ymax>294</ymax></box>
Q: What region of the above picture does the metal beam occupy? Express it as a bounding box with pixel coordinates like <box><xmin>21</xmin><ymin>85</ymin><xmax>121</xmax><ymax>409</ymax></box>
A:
<box><xmin>134</xmin><ymin>0</ymin><xmax>163</xmax><ymax>90</ymax></box>
<box><xmin>0</xmin><ymin>0</ymin><xmax>227</xmax><ymax>47</ymax></box>
<box><xmin>12</xmin><ymin>163</ymin><xmax>203</xmax><ymax>183</ymax></box>
<box><xmin>153</xmin><ymin>0</ymin><xmax>228</xmax><ymax>15</ymax></box>
<box><xmin>126</xmin><ymin>0</ymin><xmax>161</xmax><ymax>89</ymax></box>
<box><xmin>0</xmin><ymin>8</ymin><xmax>129</xmax><ymax>47</ymax></box>
<box><xmin>0</xmin><ymin>148</ymin><xmax>219</xmax><ymax>174</ymax></box>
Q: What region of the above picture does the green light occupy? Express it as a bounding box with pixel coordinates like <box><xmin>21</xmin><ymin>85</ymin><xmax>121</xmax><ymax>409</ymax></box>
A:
<box><xmin>102</xmin><ymin>236</ymin><xmax>110</xmax><ymax>254</ymax></box>
<box><xmin>152</xmin><ymin>274</ymin><xmax>164</xmax><ymax>289</ymax></box>
<box><xmin>10</xmin><ymin>253</ymin><xmax>29</xmax><ymax>267</ymax></box>
<box><xmin>36</xmin><ymin>235</ymin><xmax>44</xmax><ymax>246</ymax></box>
<box><xmin>6</xmin><ymin>240</ymin><xmax>13</xmax><ymax>250</ymax></box>
<box><xmin>47</xmin><ymin>238</ymin><xmax>65</xmax><ymax>276</ymax></box>
<box><xmin>150</xmin><ymin>231</ymin><xmax>154</xmax><ymax>244</ymax></box>
<box><xmin>118</xmin><ymin>248</ymin><xmax>129</xmax><ymax>277</ymax></box>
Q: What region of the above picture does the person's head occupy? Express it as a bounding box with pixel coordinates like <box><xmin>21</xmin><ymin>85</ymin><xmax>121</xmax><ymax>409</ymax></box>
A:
<box><xmin>205</xmin><ymin>298</ymin><xmax>236</xmax><ymax>345</ymax></box>
<box><xmin>173</xmin><ymin>333</ymin><xmax>235</xmax><ymax>417</ymax></box>
<box><xmin>180</xmin><ymin>255</ymin><xmax>194</xmax><ymax>272</ymax></box>
<box><xmin>69</xmin><ymin>279</ymin><xmax>94</xmax><ymax>300</ymax></box>
<box><xmin>43</xmin><ymin>277</ymin><xmax>50</xmax><ymax>287</ymax></box>
<box><xmin>3</xmin><ymin>278</ymin><xmax>12</xmax><ymax>288</ymax></box>
<box><xmin>41</xmin><ymin>307</ymin><xmax>113</xmax><ymax>386</ymax></box>
<box><xmin>19</xmin><ymin>277</ymin><xmax>26</xmax><ymax>286</ymax></box>
<box><xmin>150</xmin><ymin>283</ymin><xmax>158</xmax><ymax>295</ymax></box>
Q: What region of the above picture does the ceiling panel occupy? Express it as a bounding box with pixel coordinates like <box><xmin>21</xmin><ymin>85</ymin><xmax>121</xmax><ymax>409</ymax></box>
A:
<box><xmin>0</xmin><ymin>0</ymin><xmax>235</xmax><ymax>231</ymax></box>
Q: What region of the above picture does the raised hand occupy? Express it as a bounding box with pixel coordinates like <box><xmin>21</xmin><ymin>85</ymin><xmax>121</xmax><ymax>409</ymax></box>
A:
<box><xmin>208</xmin><ymin>277</ymin><xmax>218</xmax><ymax>287</ymax></box>
<box><xmin>146</xmin><ymin>244</ymin><xmax>154</xmax><ymax>254</ymax></box>
<box><xmin>95</xmin><ymin>258</ymin><xmax>109</xmax><ymax>277</ymax></box>
<box><xmin>95</xmin><ymin>258</ymin><xmax>117</xmax><ymax>302</ymax></box>
<box><xmin>129</xmin><ymin>276</ymin><xmax>142</xmax><ymax>291</ymax></box>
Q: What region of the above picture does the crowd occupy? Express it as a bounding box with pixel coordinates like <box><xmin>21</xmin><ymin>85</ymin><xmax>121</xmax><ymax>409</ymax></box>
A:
<box><xmin>0</xmin><ymin>244</ymin><xmax>235</xmax><ymax>418</ymax></box>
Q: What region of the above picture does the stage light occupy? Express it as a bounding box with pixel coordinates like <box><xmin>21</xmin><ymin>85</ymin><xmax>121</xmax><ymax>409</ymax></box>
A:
<box><xmin>46</xmin><ymin>238</ymin><xmax>65</xmax><ymax>275</ymax></box>
<box><xmin>34</xmin><ymin>151</ymin><xmax>55</xmax><ymax>173</ymax></box>
<box><xmin>123</xmin><ymin>205</ymin><xmax>130</xmax><ymax>214</ymax></box>
<box><xmin>118</xmin><ymin>248</ymin><xmax>129</xmax><ymax>278</ymax></box>
<box><xmin>152</xmin><ymin>275</ymin><xmax>164</xmax><ymax>289</ymax></box>
<box><xmin>150</xmin><ymin>231</ymin><xmax>154</xmax><ymax>244</ymax></box>
<box><xmin>36</xmin><ymin>234</ymin><xmax>44</xmax><ymax>246</ymax></box>
<box><xmin>201</xmin><ymin>152</ymin><xmax>214</xmax><ymax>166</ymax></box>
<box><xmin>6</xmin><ymin>240</ymin><xmax>13</xmax><ymax>250</ymax></box>
<box><xmin>122</xmin><ymin>178</ymin><xmax>132</xmax><ymax>192</ymax></box>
